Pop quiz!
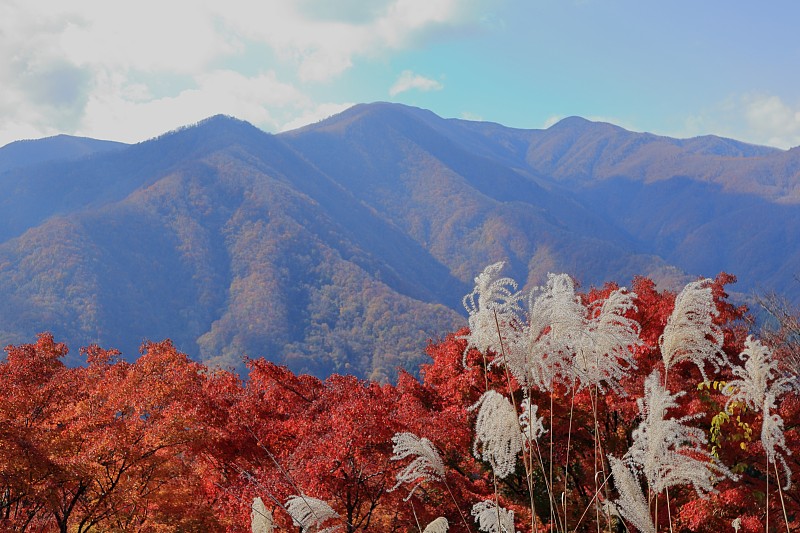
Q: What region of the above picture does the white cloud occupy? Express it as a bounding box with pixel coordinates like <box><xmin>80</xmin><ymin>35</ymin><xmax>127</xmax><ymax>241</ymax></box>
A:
<box><xmin>682</xmin><ymin>93</ymin><xmax>800</xmax><ymax>149</ymax></box>
<box><xmin>389</xmin><ymin>70</ymin><xmax>444</xmax><ymax>96</ymax></box>
<box><xmin>208</xmin><ymin>0</ymin><xmax>470</xmax><ymax>82</ymax></box>
<box><xmin>460</xmin><ymin>111</ymin><xmax>484</xmax><ymax>121</ymax></box>
<box><xmin>542</xmin><ymin>115</ymin><xmax>563</xmax><ymax>129</ymax></box>
<box><xmin>0</xmin><ymin>0</ymin><xmax>482</xmax><ymax>145</ymax></box>
<box><xmin>279</xmin><ymin>102</ymin><xmax>356</xmax><ymax>132</ymax></box>
<box><xmin>59</xmin><ymin>1</ymin><xmax>238</xmax><ymax>73</ymax></box>
<box><xmin>743</xmin><ymin>94</ymin><xmax>800</xmax><ymax>148</ymax></box>
<box><xmin>77</xmin><ymin>70</ymin><xmax>311</xmax><ymax>143</ymax></box>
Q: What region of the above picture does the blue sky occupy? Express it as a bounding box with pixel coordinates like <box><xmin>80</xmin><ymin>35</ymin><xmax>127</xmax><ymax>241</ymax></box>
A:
<box><xmin>2</xmin><ymin>0</ymin><xmax>799</xmax><ymax>148</ymax></box>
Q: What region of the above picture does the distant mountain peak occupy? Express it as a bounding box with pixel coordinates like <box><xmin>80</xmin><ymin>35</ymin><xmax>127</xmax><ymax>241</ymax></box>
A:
<box><xmin>195</xmin><ymin>114</ymin><xmax>255</xmax><ymax>128</ymax></box>
<box><xmin>153</xmin><ymin>114</ymin><xmax>264</xmax><ymax>140</ymax></box>
<box><xmin>547</xmin><ymin>116</ymin><xmax>628</xmax><ymax>136</ymax></box>
<box><xmin>286</xmin><ymin>102</ymin><xmax>442</xmax><ymax>136</ymax></box>
<box><xmin>2</xmin><ymin>101</ymin><xmax>800</xmax><ymax>381</ymax></box>
<box><xmin>135</xmin><ymin>113</ymin><xmax>274</xmax><ymax>160</ymax></box>
<box><xmin>0</xmin><ymin>134</ymin><xmax>127</xmax><ymax>174</ymax></box>
<box><xmin>551</xmin><ymin>115</ymin><xmax>593</xmax><ymax>128</ymax></box>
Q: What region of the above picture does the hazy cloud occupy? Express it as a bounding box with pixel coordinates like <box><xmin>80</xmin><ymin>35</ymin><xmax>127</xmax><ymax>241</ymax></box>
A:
<box><xmin>280</xmin><ymin>102</ymin><xmax>356</xmax><ymax>132</ymax></box>
<box><xmin>743</xmin><ymin>94</ymin><xmax>800</xmax><ymax>149</ymax></box>
<box><xmin>389</xmin><ymin>70</ymin><xmax>444</xmax><ymax>96</ymax></box>
<box><xmin>296</xmin><ymin>0</ymin><xmax>396</xmax><ymax>24</ymax></box>
<box><xmin>214</xmin><ymin>0</ymin><xmax>471</xmax><ymax>82</ymax></box>
<box><xmin>78</xmin><ymin>70</ymin><xmax>310</xmax><ymax>142</ymax></box>
<box><xmin>460</xmin><ymin>111</ymin><xmax>484</xmax><ymax>121</ymax></box>
<box><xmin>542</xmin><ymin>115</ymin><xmax>563</xmax><ymax>129</ymax></box>
<box><xmin>0</xmin><ymin>0</ymin><xmax>482</xmax><ymax>145</ymax></box>
<box><xmin>683</xmin><ymin>93</ymin><xmax>800</xmax><ymax>149</ymax></box>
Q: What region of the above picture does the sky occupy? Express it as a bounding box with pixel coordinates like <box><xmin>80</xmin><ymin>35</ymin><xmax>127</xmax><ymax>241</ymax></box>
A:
<box><xmin>2</xmin><ymin>0</ymin><xmax>799</xmax><ymax>149</ymax></box>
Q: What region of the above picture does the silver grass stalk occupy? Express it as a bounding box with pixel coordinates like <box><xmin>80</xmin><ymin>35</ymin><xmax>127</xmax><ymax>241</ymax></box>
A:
<box><xmin>471</xmin><ymin>500</ymin><xmax>516</xmax><ymax>533</ymax></box>
<box><xmin>607</xmin><ymin>456</ymin><xmax>656</xmax><ymax>533</ymax></box>
<box><xmin>423</xmin><ymin>517</ymin><xmax>450</xmax><ymax>533</ymax></box>
<box><xmin>463</xmin><ymin>265</ymin><xmax>642</xmax><ymax>394</ymax></box>
<box><xmin>514</xmin><ymin>272</ymin><xmax>587</xmax><ymax>390</ymax></box>
<box><xmin>575</xmin><ymin>288</ymin><xmax>642</xmax><ymax>393</ymax></box>
<box><xmin>389</xmin><ymin>432</ymin><xmax>445</xmax><ymax>499</ymax></box>
<box><xmin>285</xmin><ymin>495</ymin><xmax>340</xmax><ymax>533</ymax></box>
<box><xmin>470</xmin><ymin>390</ymin><xmax>524</xmax><ymax>478</ymax></box>
<box><xmin>722</xmin><ymin>336</ymin><xmax>793</xmax><ymax>489</ymax></box>
<box><xmin>762</xmin><ymin>391</ymin><xmax>793</xmax><ymax>490</ymax></box>
<box><xmin>624</xmin><ymin>370</ymin><xmax>735</xmax><ymax>496</ymax></box>
<box><xmin>461</xmin><ymin>262</ymin><xmax>523</xmax><ymax>365</ymax></box>
<box><xmin>659</xmin><ymin>278</ymin><xmax>724</xmax><ymax>380</ymax></box>
<box><xmin>518</xmin><ymin>394</ymin><xmax>547</xmax><ymax>446</ymax></box>
<box><xmin>721</xmin><ymin>336</ymin><xmax>791</xmax><ymax>412</ymax></box>
<box><xmin>251</xmin><ymin>497</ymin><xmax>274</xmax><ymax>533</ymax></box>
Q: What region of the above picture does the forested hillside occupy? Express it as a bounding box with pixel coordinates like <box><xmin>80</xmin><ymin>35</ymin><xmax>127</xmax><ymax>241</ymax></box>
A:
<box><xmin>1</xmin><ymin>103</ymin><xmax>799</xmax><ymax>377</ymax></box>
<box><xmin>2</xmin><ymin>269</ymin><xmax>797</xmax><ymax>532</ymax></box>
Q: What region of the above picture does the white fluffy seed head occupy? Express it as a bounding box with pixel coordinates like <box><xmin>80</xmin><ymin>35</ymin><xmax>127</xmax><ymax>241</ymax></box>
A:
<box><xmin>251</xmin><ymin>497</ymin><xmax>274</xmax><ymax>533</ymax></box>
<box><xmin>462</xmin><ymin>265</ymin><xmax>642</xmax><ymax>395</ymax></box>
<box><xmin>722</xmin><ymin>336</ymin><xmax>793</xmax><ymax>490</ymax></box>
<box><xmin>625</xmin><ymin>370</ymin><xmax>736</xmax><ymax>496</ymax></box>
<box><xmin>423</xmin><ymin>517</ymin><xmax>450</xmax><ymax>533</ymax></box>
<box><xmin>608</xmin><ymin>456</ymin><xmax>656</xmax><ymax>533</ymax></box>
<box><xmin>389</xmin><ymin>432</ymin><xmax>445</xmax><ymax>499</ymax></box>
<box><xmin>285</xmin><ymin>495</ymin><xmax>340</xmax><ymax>533</ymax></box>
<box><xmin>461</xmin><ymin>262</ymin><xmax>523</xmax><ymax>364</ymax></box>
<box><xmin>471</xmin><ymin>500</ymin><xmax>516</xmax><ymax>533</ymax></box>
<box><xmin>659</xmin><ymin>279</ymin><xmax>724</xmax><ymax>380</ymax></box>
<box><xmin>761</xmin><ymin>392</ymin><xmax>793</xmax><ymax>490</ymax></box>
<box><xmin>723</xmin><ymin>335</ymin><xmax>793</xmax><ymax>411</ymax></box>
<box><xmin>575</xmin><ymin>288</ymin><xmax>642</xmax><ymax>393</ymax></box>
<box><xmin>518</xmin><ymin>395</ymin><xmax>546</xmax><ymax>446</ymax></box>
<box><xmin>525</xmin><ymin>273</ymin><xmax>586</xmax><ymax>387</ymax></box>
<box><xmin>722</xmin><ymin>336</ymin><xmax>778</xmax><ymax>410</ymax></box>
<box><xmin>470</xmin><ymin>390</ymin><xmax>523</xmax><ymax>478</ymax></box>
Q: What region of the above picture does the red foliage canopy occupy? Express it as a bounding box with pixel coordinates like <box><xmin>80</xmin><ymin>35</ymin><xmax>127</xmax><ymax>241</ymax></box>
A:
<box><xmin>0</xmin><ymin>273</ymin><xmax>797</xmax><ymax>532</ymax></box>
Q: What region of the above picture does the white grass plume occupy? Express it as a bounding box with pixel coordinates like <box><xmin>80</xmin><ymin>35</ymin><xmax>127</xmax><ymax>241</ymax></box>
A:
<box><xmin>722</xmin><ymin>336</ymin><xmax>793</xmax><ymax>489</ymax></box>
<box><xmin>251</xmin><ymin>497</ymin><xmax>274</xmax><ymax>533</ymax></box>
<box><xmin>389</xmin><ymin>432</ymin><xmax>445</xmax><ymax>499</ymax></box>
<box><xmin>722</xmin><ymin>336</ymin><xmax>790</xmax><ymax>411</ymax></box>
<box><xmin>624</xmin><ymin>370</ymin><xmax>735</xmax><ymax>496</ymax></box>
<box><xmin>512</xmin><ymin>272</ymin><xmax>586</xmax><ymax>390</ymax></box>
<box><xmin>470</xmin><ymin>390</ymin><xmax>523</xmax><ymax>478</ymax></box>
<box><xmin>285</xmin><ymin>495</ymin><xmax>340</xmax><ymax>533</ymax></box>
<box><xmin>659</xmin><ymin>278</ymin><xmax>724</xmax><ymax>380</ymax></box>
<box><xmin>575</xmin><ymin>287</ymin><xmax>642</xmax><ymax>393</ymax></box>
<box><xmin>463</xmin><ymin>266</ymin><xmax>641</xmax><ymax>395</ymax></box>
<box><xmin>462</xmin><ymin>262</ymin><xmax>523</xmax><ymax>364</ymax></box>
<box><xmin>518</xmin><ymin>394</ymin><xmax>546</xmax><ymax>447</ymax></box>
<box><xmin>471</xmin><ymin>500</ymin><xmax>516</xmax><ymax>533</ymax></box>
<box><xmin>423</xmin><ymin>517</ymin><xmax>449</xmax><ymax>533</ymax></box>
<box><xmin>607</xmin><ymin>456</ymin><xmax>656</xmax><ymax>533</ymax></box>
<box><xmin>762</xmin><ymin>391</ymin><xmax>792</xmax><ymax>490</ymax></box>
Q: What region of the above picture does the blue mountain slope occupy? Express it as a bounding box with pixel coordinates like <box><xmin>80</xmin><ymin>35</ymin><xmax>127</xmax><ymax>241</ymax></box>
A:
<box><xmin>0</xmin><ymin>103</ymin><xmax>798</xmax><ymax>378</ymax></box>
<box><xmin>0</xmin><ymin>134</ymin><xmax>128</xmax><ymax>174</ymax></box>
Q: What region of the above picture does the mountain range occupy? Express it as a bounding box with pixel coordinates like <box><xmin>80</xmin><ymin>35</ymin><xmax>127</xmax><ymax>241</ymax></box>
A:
<box><xmin>1</xmin><ymin>102</ymin><xmax>798</xmax><ymax>379</ymax></box>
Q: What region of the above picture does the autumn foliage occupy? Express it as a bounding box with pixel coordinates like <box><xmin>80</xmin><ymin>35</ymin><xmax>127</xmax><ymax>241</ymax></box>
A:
<box><xmin>0</xmin><ymin>272</ymin><xmax>798</xmax><ymax>532</ymax></box>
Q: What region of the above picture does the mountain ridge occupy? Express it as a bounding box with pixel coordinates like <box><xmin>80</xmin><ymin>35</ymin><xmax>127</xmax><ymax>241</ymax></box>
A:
<box><xmin>1</xmin><ymin>103</ymin><xmax>798</xmax><ymax>378</ymax></box>
<box><xmin>0</xmin><ymin>134</ymin><xmax>128</xmax><ymax>174</ymax></box>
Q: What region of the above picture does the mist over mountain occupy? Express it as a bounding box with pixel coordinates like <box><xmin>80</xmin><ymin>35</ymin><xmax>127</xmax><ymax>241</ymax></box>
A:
<box><xmin>1</xmin><ymin>103</ymin><xmax>797</xmax><ymax>378</ymax></box>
